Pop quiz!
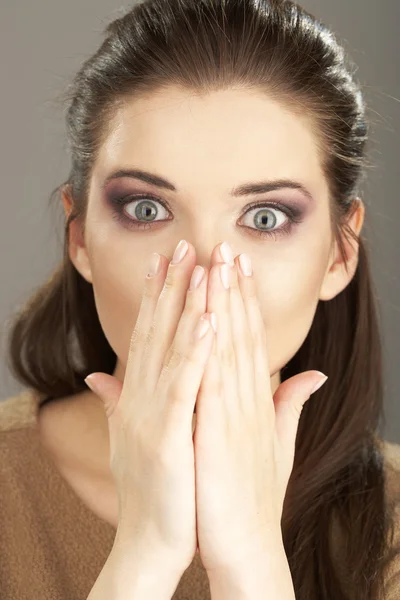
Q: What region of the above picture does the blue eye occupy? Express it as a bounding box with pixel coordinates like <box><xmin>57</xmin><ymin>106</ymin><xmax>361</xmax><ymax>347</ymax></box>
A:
<box><xmin>109</xmin><ymin>194</ymin><xmax>304</xmax><ymax>240</ymax></box>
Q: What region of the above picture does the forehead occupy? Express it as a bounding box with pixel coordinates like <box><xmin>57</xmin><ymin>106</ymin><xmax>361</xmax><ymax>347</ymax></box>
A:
<box><xmin>94</xmin><ymin>86</ymin><xmax>326</xmax><ymax>200</ymax></box>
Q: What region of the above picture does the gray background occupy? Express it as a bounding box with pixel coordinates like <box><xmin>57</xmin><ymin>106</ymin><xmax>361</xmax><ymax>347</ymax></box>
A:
<box><xmin>1</xmin><ymin>1</ymin><xmax>399</xmax><ymax>442</ymax></box>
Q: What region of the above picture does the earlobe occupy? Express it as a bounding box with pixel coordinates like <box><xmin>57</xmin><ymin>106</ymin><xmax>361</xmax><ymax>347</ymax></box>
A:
<box><xmin>72</xmin><ymin>246</ymin><xmax>94</xmax><ymax>284</ymax></box>
<box><xmin>318</xmin><ymin>198</ymin><xmax>365</xmax><ymax>302</ymax></box>
<box><xmin>61</xmin><ymin>186</ymin><xmax>93</xmax><ymax>284</ymax></box>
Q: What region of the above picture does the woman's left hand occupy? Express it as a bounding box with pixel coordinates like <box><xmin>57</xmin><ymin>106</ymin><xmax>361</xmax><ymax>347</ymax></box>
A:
<box><xmin>193</xmin><ymin>245</ymin><xmax>328</xmax><ymax>574</ymax></box>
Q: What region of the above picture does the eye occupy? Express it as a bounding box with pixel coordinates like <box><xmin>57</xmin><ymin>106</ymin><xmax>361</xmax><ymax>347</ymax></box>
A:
<box><xmin>239</xmin><ymin>201</ymin><xmax>305</xmax><ymax>240</ymax></box>
<box><xmin>108</xmin><ymin>195</ymin><xmax>173</xmax><ymax>230</ymax></box>
<box><xmin>109</xmin><ymin>194</ymin><xmax>304</xmax><ymax>240</ymax></box>
<box><xmin>241</xmin><ymin>203</ymin><xmax>288</xmax><ymax>234</ymax></box>
<box><xmin>123</xmin><ymin>197</ymin><xmax>170</xmax><ymax>224</ymax></box>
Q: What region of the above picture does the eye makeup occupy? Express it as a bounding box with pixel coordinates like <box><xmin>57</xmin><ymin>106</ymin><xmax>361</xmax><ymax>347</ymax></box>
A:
<box><xmin>105</xmin><ymin>191</ymin><xmax>307</xmax><ymax>241</ymax></box>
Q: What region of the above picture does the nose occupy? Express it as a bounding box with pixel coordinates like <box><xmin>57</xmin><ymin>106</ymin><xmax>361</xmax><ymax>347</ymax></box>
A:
<box><xmin>195</xmin><ymin>240</ymin><xmax>236</xmax><ymax>271</ymax></box>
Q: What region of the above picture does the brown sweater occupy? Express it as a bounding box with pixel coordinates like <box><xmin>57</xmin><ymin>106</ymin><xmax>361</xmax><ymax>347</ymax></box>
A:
<box><xmin>0</xmin><ymin>388</ymin><xmax>399</xmax><ymax>599</ymax></box>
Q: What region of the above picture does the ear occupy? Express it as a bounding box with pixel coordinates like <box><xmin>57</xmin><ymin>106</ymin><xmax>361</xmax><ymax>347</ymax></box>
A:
<box><xmin>61</xmin><ymin>185</ymin><xmax>93</xmax><ymax>284</ymax></box>
<box><xmin>319</xmin><ymin>198</ymin><xmax>365</xmax><ymax>302</ymax></box>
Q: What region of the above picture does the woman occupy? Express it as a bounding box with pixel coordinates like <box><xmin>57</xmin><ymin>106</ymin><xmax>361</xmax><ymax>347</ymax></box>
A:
<box><xmin>1</xmin><ymin>0</ymin><xmax>399</xmax><ymax>598</ymax></box>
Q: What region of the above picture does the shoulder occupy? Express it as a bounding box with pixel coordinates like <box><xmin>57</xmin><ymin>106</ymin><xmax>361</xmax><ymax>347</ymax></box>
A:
<box><xmin>378</xmin><ymin>438</ymin><xmax>400</xmax><ymax>519</ymax></box>
<box><xmin>0</xmin><ymin>389</ymin><xmax>41</xmax><ymax>434</ymax></box>
<box><xmin>0</xmin><ymin>390</ymin><xmax>43</xmax><ymax>473</ymax></box>
<box><xmin>376</xmin><ymin>439</ymin><xmax>400</xmax><ymax>597</ymax></box>
<box><xmin>380</xmin><ymin>438</ymin><xmax>400</xmax><ymax>469</ymax></box>
<box><xmin>379</xmin><ymin>438</ymin><xmax>400</xmax><ymax>502</ymax></box>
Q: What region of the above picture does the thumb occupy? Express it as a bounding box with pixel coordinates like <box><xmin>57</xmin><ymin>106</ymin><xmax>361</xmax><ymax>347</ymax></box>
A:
<box><xmin>84</xmin><ymin>373</ymin><xmax>123</xmax><ymax>419</ymax></box>
<box><xmin>273</xmin><ymin>371</ymin><xmax>328</xmax><ymax>466</ymax></box>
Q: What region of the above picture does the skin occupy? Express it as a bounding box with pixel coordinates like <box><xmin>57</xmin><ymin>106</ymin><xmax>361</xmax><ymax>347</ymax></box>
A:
<box><xmin>43</xmin><ymin>86</ymin><xmax>364</xmax><ymax>524</ymax></box>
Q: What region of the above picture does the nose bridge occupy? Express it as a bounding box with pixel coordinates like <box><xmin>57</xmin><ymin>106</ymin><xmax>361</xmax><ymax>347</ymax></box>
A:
<box><xmin>188</xmin><ymin>232</ymin><xmax>236</xmax><ymax>269</ymax></box>
<box><xmin>176</xmin><ymin>199</ymin><xmax>238</xmax><ymax>268</ymax></box>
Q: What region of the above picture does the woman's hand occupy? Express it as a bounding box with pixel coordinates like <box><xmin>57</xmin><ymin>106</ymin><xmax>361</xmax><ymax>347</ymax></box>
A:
<box><xmin>84</xmin><ymin>240</ymin><xmax>216</xmax><ymax>574</ymax></box>
<box><xmin>193</xmin><ymin>243</ymin><xmax>328</xmax><ymax>574</ymax></box>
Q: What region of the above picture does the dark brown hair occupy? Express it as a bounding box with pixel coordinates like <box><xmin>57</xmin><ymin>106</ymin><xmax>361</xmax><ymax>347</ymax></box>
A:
<box><xmin>5</xmin><ymin>0</ymin><xmax>398</xmax><ymax>597</ymax></box>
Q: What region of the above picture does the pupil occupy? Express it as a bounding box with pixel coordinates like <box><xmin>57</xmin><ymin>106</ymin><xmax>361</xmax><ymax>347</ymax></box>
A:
<box><xmin>136</xmin><ymin>201</ymin><xmax>157</xmax><ymax>222</ymax></box>
<box><xmin>255</xmin><ymin>209</ymin><xmax>275</xmax><ymax>230</ymax></box>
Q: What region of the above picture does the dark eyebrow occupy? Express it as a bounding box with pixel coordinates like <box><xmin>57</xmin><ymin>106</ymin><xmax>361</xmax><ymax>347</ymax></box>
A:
<box><xmin>102</xmin><ymin>168</ymin><xmax>314</xmax><ymax>201</ymax></box>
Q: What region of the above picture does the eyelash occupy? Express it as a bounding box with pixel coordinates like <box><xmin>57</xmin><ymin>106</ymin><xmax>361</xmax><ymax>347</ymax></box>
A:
<box><xmin>109</xmin><ymin>194</ymin><xmax>305</xmax><ymax>240</ymax></box>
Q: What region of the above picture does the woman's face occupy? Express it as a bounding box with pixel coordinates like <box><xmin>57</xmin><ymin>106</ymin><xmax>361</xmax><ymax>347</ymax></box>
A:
<box><xmin>66</xmin><ymin>86</ymin><xmax>364</xmax><ymax>397</ymax></box>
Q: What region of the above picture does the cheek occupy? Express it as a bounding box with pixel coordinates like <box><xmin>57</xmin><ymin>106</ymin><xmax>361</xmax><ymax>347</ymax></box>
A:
<box><xmin>255</xmin><ymin>255</ymin><xmax>326</xmax><ymax>374</ymax></box>
<box><xmin>88</xmin><ymin>241</ymin><xmax>147</xmax><ymax>363</ymax></box>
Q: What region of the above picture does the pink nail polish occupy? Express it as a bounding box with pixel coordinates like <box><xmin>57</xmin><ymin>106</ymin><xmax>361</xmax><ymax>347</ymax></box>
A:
<box><xmin>239</xmin><ymin>253</ymin><xmax>252</xmax><ymax>276</ymax></box>
<box><xmin>311</xmin><ymin>374</ymin><xmax>328</xmax><ymax>394</ymax></box>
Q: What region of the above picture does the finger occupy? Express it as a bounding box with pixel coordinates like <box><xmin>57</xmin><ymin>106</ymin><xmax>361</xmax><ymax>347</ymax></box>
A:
<box><xmin>209</xmin><ymin>242</ymin><xmax>235</xmax><ymax>269</ymax></box>
<box><xmin>206</xmin><ymin>262</ymin><xmax>238</xmax><ymax>415</ymax></box>
<box><xmin>146</xmin><ymin>241</ymin><xmax>209</xmax><ymax>385</ymax></box>
<box><xmin>162</xmin><ymin>265</ymin><xmax>211</xmax><ymax>374</ymax></box>
<box><xmin>228</xmin><ymin>260</ymin><xmax>255</xmax><ymax>414</ymax></box>
<box><xmin>159</xmin><ymin>311</ymin><xmax>217</xmax><ymax>428</ymax></box>
<box><xmin>195</xmin><ymin>320</ymin><xmax>222</xmax><ymax>428</ymax></box>
<box><xmin>235</xmin><ymin>254</ymin><xmax>274</xmax><ymax>422</ymax></box>
<box><xmin>133</xmin><ymin>241</ymin><xmax>205</xmax><ymax>391</ymax></box>
<box><xmin>124</xmin><ymin>252</ymin><xmax>171</xmax><ymax>389</ymax></box>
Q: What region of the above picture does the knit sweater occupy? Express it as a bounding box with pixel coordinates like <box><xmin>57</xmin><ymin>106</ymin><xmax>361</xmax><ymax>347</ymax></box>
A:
<box><xmin>0</xmin><ymin>388</ymin><xmax>399</xmax><ymax>599</ymax></box>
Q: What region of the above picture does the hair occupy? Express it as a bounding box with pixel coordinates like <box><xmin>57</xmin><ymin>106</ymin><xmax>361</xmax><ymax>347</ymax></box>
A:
<box><xmin>4</xmin><ymin>0</ymin><xmax>398</xmax><ymax>597</ymax></box>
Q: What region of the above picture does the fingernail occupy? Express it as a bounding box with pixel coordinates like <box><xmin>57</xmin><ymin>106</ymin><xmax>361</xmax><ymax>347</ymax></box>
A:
<box><xmin>84</xmin><ymin>374</ymin><xmax>97</xmax><ymax>393</ymax></box>
<box><xmin>239</xmin><ymin>253</ymin><xmax>253</xmax><ymax>276</ymax></box>
<box><xmin>189</xmin><ymin>265</ymin><xmax>205</xmax><ymax>291</ymax></box>
<box><xmin>171</xmin><ymin>239</ymin><xmax>189</xmax><ymax>264</ymax></box>
<box><xmin>194</xmin><ymin>315</ymin><xmax>211</xmax><ymax>340</ymax></box>
<box><xmin>220</xmin><ymin>241</ymin><xmax>234</xmax><ymax>266</ymax></box>
<box><xmin>311</xmin><ymin>373</ymin><xmax>328</xmax><ymax>394</ymax></box>
<box><xmin>147</xmin><ymin>253</ymin><xmax>161</xmax><ymax>278</ymax></box>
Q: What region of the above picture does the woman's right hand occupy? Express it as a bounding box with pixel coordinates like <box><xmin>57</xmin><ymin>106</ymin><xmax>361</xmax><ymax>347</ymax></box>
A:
<box><xmin>84</xmin><ymin>240</ymin><xmax>217</xmax><ymax>573</ymax></box>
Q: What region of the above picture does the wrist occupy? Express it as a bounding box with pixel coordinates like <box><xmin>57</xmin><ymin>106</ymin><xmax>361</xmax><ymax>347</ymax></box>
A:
<box><xmin>207</xmin><ymin>538</ymin><xmax>295</xmax><ymax>600</ymax></box>
<box><xmin>105</xmin><ymin>543</ymin><xmax>185</xmax><ymax>599</ymax></box>
<box><xmin>113</xmin><ymin>526</ymin><xmax>190</xmax><ymax>574</ymax></box>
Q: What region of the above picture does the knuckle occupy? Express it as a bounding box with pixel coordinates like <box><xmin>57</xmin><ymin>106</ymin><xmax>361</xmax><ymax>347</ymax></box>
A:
<box><xmin>129</xmin><ymin>326</ymin><xmax>139</xmax><ymax>347</ymax></box>
<box><xmin>131</xmin><ymin>321</ymin><xmax>156</xmax><ymax>358</ymax></box>
<box><xmin>166</xmin><ymin>345</ymin><xmax>186</xmax><ymax>373</ymax></box>
<box><xmin>142</xmin><ymin>321</ymin><xmax>156</xmax><ymax>353</ymax></box>
<box><xmin>163</xmin><ymin>269</ymin><xmax>176</xmax><ymax>291</ymax></box>
<box><xmin>129</xmin><ymin>326</ymin><xmax>143</xmax><ymax>353</ymax></box>
<box><xmin>181</xmin><ymin>350</ymin><xmax>201</xmax><ymax>371</ymax></box>
<box><xmin>148</xmin><ymin>320</ymin><xmax>157</xmax><ymax>342</ymax></box>
<box><xmin>141</xmin><ymin>282</ymin><xmax>154</xmax><ymax>301</ymax></box>
<box><xmin>164</xmin><ymin>348</ymin><xmax>200</xmax><ymax>389</ymax></box>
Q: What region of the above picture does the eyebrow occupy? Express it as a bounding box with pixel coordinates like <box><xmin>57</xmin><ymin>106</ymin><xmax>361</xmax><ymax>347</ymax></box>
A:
<box><xmin>102</xmin><ymin>168</ymin><xmax>314</xmax><ymax>201</ymax></box>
